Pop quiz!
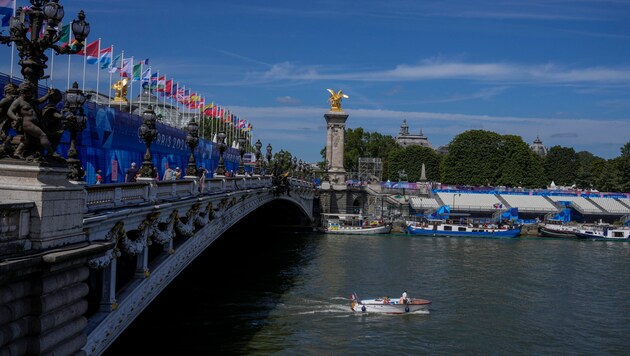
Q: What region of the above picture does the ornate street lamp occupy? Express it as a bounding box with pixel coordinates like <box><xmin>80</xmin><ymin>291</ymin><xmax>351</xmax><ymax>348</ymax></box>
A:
<box><xmin>1</xmin><ymin>1</ymin><xmax>90</xmax><ymax>91</ymax></box>
<box><xmin>185</xmin><ymin>118</ymin><xmax>199</xmax><ymax>177</ymax></box>
<box><xmin>254</xmin><ymin>139</ymin><xmax>262</xmax><ymax>175</ymax></box>
<box><xmin>265</xmin><ymin>143</ymin><xmax>272</xmax><ymax>175</ymax></box>
<box><xmin>237</xmin><ymin>136</ymin><xmax>246</xmax><ymax>175</ymax></box>
<box><xmin>215</xmin><ymin>132</ymin><xmax>227</xmax><ymax>176</ymax></box>
<box><xmin>137</xmin><ymin>105</ymin><xmax>158</xmax><ymax>178</ymax></box>
<box><xmin>63</xmin><ymin>82</ymin><xmax>86</xmax><ymax>181</ymax></box>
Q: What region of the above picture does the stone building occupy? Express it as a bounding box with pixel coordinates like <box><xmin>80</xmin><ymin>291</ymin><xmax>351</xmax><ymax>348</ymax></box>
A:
<box><xmin>395</xmin><ymin>120</ymin><xmax>432</xmax><ymax>148</ymax></box>
<box><xmin>530</xmin><ymin>136</ymin><xmax>548</xmax><ymax>157</ymax></box>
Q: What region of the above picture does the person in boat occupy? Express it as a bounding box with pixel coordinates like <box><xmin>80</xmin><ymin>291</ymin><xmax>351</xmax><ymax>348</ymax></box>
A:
<box><xmin>400</xmin><ymin>290</ymin><xmax>409</xmax><ymax>304</ymax></box>
<box><xmin>382</xmin><ymin>296</ymin><xmax>390</xmax><ymax>304</ymax></box>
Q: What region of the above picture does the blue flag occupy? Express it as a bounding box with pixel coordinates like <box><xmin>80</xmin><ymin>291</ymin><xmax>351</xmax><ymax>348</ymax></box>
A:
<box><xmin>0</xmin><ymin>0</ymin><xmax>14</xmax><ymax>27</ymax></box>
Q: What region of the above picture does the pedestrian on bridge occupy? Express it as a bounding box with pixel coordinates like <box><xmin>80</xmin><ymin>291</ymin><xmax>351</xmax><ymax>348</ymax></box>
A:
<box><xmin>125</xmin><ymin>162</ymin><xmax>138</xmax><ymax>182</ymax></box>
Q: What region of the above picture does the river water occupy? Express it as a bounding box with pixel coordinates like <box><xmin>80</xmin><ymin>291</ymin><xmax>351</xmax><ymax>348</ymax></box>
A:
<box><xmin>105</xmin><ymin>228</ymin><xmax>630</xmax><ymax>355</ymax></box>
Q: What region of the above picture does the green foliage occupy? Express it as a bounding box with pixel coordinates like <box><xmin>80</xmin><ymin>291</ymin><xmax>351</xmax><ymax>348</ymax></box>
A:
<box><xmin>388</xmin><ymin>145</ymin><xmax>441</xmax><ymax>182</ymax></box>
<box><xmin>544</xmin><ymin>146</ymin><xmax>579</xmax><ymax>186</ymax></box>
<box><xmin>441</xmin><ymin>130</ymin><xmax>504</xmax><ymax>185</ymax></box>
<box><xmin>575</xmin><ymin>151</ymin><xmax>606</xmax><ymax>189</ymax></box>
<box><xmin>318</xmin><ymin>124</ymin><xmax>630</xmax><ymax>192</ymax></box>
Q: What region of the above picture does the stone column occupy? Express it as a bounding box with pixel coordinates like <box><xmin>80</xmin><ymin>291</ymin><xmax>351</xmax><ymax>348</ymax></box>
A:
<box><xmin>0</xmin><ymin>160</ymin><xmax>87</xmax><ymax>249</ymax></box>
<box><xmin>324</xmin><ymin>111</ymin><xmax>349</xmax><ymax>185</ymax></box>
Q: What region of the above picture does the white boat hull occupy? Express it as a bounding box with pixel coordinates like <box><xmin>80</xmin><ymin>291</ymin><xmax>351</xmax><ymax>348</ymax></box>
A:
<box><xmin>323</xmin><ymin>224</ymin><xmax>392</xmax><ymax>235</ymax></box>
<box><xmin>351</xmin><ymin>298</ymin><xmax>431</xmax><ymax>314</ymax></box>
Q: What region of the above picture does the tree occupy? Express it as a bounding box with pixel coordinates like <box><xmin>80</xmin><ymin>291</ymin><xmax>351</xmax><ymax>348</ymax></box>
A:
<box><xmin>618</xmin><ymin>141</ymin><xmax>630</xmax><ymax>192</ymax></box>
<box><xmin>388</xmin><ymin>145</ymin><xmax>442</xmax><ymax>182</ymax></box>
<box><xmin>496</xmin><ymin>135</ymin><xmax>539</xmax><ymax>187</ymax></box>
<box><xmin>441</xmin><ymin>130</ymin><xmax>504</xmax><ymax>185</ymax></box>
<box><xmin>575</xmin><ymin>151</ymin><xmax>605</xmax><ymax>189</ymax></box>
<box><xmin>543</xmin><ymin>146</ymin><xmax>579</xmax><ymax>186</ymax></box>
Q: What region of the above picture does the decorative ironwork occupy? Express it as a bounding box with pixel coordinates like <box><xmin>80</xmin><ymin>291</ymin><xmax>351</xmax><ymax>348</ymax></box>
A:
<box><xmin>64</xmin><ymin>82</ymin><xmax>87</xmax><ymax>180</ymax></box>
<box><xmin>137</xmin><ymin>105</ymin><xmax>158</xmax><ymax>178</ymax></box>
<box><xmin>215</xmin><ymin>132</ymin><xmax>226</xmax><ymax>176</ymax></box>
<box><xmin>185</xmin><ymin>117</ymin><xmax>199</xmax><ymax>177</ymax></box>
<box><xmin>237</xmin><ymin>136</ymin><xmax>246</xmax><ymax>175</ymax></box>
<box><xmin>265</xmin><ymin>143</ymin><xmax>272</xmax><ymax>176</ymax></box>
<box><xmin>254</xmin><ymin>139</ymin><xmax>262</xmax><ymax>175</ymax></box>
<box><xmin>0</xmin><ymin>1</ymin><xmax>90</xmax><ymax>90</ymax></box>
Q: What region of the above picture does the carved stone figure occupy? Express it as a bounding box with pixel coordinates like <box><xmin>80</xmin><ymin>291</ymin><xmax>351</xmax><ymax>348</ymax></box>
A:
<box><xmin>0</xmin><ymin>83</ymin><xmax>18</xmax><ymax>157</ymax></box>
<box><xmin>112</xmin><ymin>78</ymin><xmax>129</xmax><ymax>103</ymax></box>
<box><xmin>7</xmin><ymin>83</ymin><xmax>58</xmax><ymax>160</ymax></box>
<box><xmin>40</xmin><ymin>88</ymin><xmax>66</xmax><ymax>152</ymax></box>
<box><xmin>326</xmin><ymin>88</ymin><xmax>349</xmax><ymax>112</ymax></box>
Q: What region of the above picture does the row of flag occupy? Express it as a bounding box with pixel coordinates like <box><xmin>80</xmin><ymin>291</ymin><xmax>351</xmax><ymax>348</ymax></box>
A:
<box><xmin>76</xmin><ymin>39</ymin><xmax>252</xmax><ymax>132</ymax></box>
<box><xmin>0</xmin><ymin>0</ymin><xmax>253</xmax><ymax>133</ymax></box>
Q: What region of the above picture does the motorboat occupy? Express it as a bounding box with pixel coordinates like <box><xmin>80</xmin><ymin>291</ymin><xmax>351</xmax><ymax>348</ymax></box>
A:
<box><xmin>350</xmin><ymin>293</ymin><xmax>431</xmax><ymax>314</ymax></box>
<box><xmin>319</xmin><ymin>213</ymin><xmax>392</xmax><ymax>235</ymax></box>
<box><xmin>574</xmin><ymin>225</ymin><xmax>630</xmax><ymax>240</ymax></box>
<box><xmin>538</xmin><ymin>219</ymin><xmax>578</xmax><ymax>238</ymax></box>
<box><xmin>406</xmin><ymin>218</ymin><xmax>521</xmax><ymax>238</ymax></box>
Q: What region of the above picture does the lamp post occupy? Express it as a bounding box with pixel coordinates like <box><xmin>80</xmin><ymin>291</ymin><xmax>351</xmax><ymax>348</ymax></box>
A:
<box><xmin>237</xmin><ymin>136</ymin><xmax>246</xmax><ymax>175</ymax></box>
<box><xmin>265</xmin><ymin>143</ymin><xmax>272</xmax><ymax>176</ymax></box>
<box><xmin>137</xmin><ymin>105</ymin><xmax>158</xmax><ymax>178</ymax></box>
<box><xmin>63</xmin><ymin>82</ymin><xmax>86</xmax><ymax>181</ymax></box>
<box><xmin>185</xmin><ymin>117</ymin><xmax>199</xmax><ymax>177</ymax></box>
<box><xmin>215</xmin><ymin>132</ymin><xmax>226</xmax><ymax>176</ymax></box>
<box><xmin>0</xmin><ymin>1</ymin><xmax>90</xmax><ymax>92</ymax></box>
<box><xmin>254</xmin><ymin>139</ymin><xmax>262</xmax><ymax>175</ymax></box>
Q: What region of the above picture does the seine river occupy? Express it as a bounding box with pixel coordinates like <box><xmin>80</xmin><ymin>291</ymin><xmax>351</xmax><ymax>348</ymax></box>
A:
<box><xmin>106</xmin><ymin>227</ymin><xmax>630</xmax><ymax>355</ymax></box>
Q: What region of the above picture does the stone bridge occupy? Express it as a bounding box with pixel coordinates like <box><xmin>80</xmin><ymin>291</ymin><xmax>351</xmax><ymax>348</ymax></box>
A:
<box><xmin>0</xmin><ymin>161</ymin><xmax>315</xmax><ymax>355</ymax></box>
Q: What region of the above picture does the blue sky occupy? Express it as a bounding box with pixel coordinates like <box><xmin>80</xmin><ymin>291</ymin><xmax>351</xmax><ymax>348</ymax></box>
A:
<box><xmin>2</xmin><ymin>0</ymin><xmax>630</xmax><ymax>163</ymax></box>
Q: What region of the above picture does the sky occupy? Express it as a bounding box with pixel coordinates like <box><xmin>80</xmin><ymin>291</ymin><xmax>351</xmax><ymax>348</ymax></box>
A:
<box><xmin>1</xmin><ymin>0</ymin><xmax>630</xmax><ymax>163</ymax></box>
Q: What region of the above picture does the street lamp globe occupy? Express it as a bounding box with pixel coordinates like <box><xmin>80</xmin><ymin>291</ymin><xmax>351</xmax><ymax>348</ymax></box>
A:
<box><xmin>71</xmin><ymin>10</ymin><xmax>90</xmax><ymax>42</ymax></box>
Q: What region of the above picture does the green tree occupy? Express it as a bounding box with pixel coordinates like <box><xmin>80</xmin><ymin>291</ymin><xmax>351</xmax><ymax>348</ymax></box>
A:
<box><xmin>543</xmin><ymin>146</ymin><xmax>579</xmax><ymax>186</ymax></box>
<box><xmin>441</xmin><ymin>130</ymin><xmax>504</xmax><ymax>185</ymax></box>
<box><xmin>575</xmin><ymin>151</ymin><xmax>606</xmax><ymax>189</ymax></box>
<box><xmin>387</xmin><ymin>145</ymin><xmax>442</xmax><ymax>182</ymax></box>
<box><xmin>618</xmin><ymin>141</ymin><xmax>630</xmax><ymax>192</ymax></box>
<box><xmin>496</xmin><ymin>135</ymin><xmax>537</xmax><ymax>187</ymax></box>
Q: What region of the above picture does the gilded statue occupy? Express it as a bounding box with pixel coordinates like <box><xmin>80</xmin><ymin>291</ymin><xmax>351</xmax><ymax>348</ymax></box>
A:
<box><xmin>112</xmin><ymin>78</ymin><xmax>129</xmax><ymax>103</ymax></box>
<box><xmin>326</xmin><ymin>89</ymin><xmax>349</xmax><ymax>112</ymax></box>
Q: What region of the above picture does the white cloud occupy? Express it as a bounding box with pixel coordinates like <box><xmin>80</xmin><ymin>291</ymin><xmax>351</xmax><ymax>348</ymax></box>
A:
<box><xmin>250</xmin><ymin>60</ymin><xmax>630</xmax><ymax>86</ymax></box>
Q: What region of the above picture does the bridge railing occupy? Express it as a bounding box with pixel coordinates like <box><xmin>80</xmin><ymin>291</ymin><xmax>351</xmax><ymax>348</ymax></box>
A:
<box><xmin>85</xmin><ymin>175</ymin><xmax>274</xmax><ymax>212</ymax></box>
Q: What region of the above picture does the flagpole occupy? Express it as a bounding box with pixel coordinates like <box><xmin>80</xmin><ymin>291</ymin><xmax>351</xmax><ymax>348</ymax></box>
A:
<box><xmin>9</xmin><ymin>0</ymin><xmax>16</xmax><ymax>80</ymax></box>
<box><xmin>50</xmin><ymin>47</ymin><xmax>54</xmax><ymax>87</ymax></box>
<box><xmin>67</xmin><ymin>21</ymin><xmax>73</xmax><ymax>90</ymax></box>
<box><xmin>82</xmin><ymin>42</ymin><xmax>87</xmax><ymax>92</ymax></box>
<box><xmin>139</xmin><ymin>62</ymin><xmax>143</xmax><ymax>115</ymax></box>
<box><xmin>128</xmin><ymin>57</ymin><xmax>133</xmax><ymax>114</ymax></box>
<box><xmin>108</xmin><ymin>45</ymin><xmax>114</xmax><ymax>107</ymax></box>
<box><xmin>95</xmin><ymin>38</ymin><xmax>101</xmax><ymax>102</ymax></box>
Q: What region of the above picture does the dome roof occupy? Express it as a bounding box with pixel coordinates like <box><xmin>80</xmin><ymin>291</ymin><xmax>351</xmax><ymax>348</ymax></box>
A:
<box><xmin>530</xmin><ymin>136</ymin><xmax>548</xmax><ymax>157</ymax></box>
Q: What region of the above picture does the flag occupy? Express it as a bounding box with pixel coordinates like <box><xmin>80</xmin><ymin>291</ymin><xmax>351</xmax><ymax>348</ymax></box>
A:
<box><xmin>77</xmin><ymin>39</ymin><xmax>100</xmax><ymax>64</ymax></box>
<box><xmin>164</xmin><ymin>79</ymin><xmax>173</xmax><ymax>94</ymax></box>
<box><xmin>156</xmin><ymin>76</ymin><xmax>166</xmax><ymax>91</ymax></box>
<box><xmin>120</xmin><ymin>57</ymin><xmax>133</xmax><ymax>77</ymax></box>
<box><xmin>57</xmin><ymin>23</ymin><xmax>71</xmax><ymax>46</ymax></box>
<box><xmin>140</xmin><ymin>58</ymin><xmax>149</xmax><ymax>65</ymax></box>
<box><xmin>132</xmin><ymin>63</ymin><xmax>142</xmax><ymax>81</ymax></box>
<box><xmin>99</xmin><ymin>46</ymin><xmax>112</xmax><ymax>69</ymax></box>
<box><xmin>109</xmin><ymin>53</ymin><xmax>122</xmax><ymax>73</ymax></box>
<box><xmin>169</xmin><ymin>83</ymin><xmax>178</xmax><ymax>97</ymax></box>
<box><xmin>141</xmin><ymin>67</ymin><xmax>151</xmax><ymax>88</ymax></box>
<box><xmin>0</xmin><ymin>0</ymin><xmax>14</xmax><ymax>27</ymax></box>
